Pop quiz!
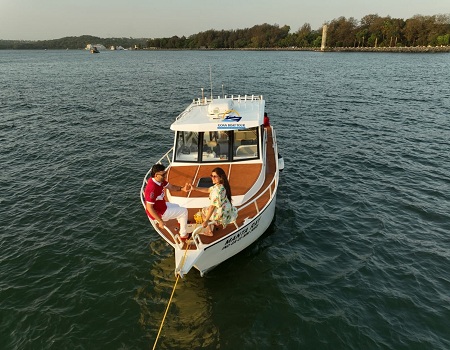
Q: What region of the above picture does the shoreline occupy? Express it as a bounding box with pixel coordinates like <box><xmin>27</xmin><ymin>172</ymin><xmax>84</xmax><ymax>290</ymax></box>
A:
<box><xmin>319</xmin><ymin>46</ymin><xmax>450</xmax><ymax>53</ymax></box>
<box><xmin>145</xmin><ymin>46</ymin><xmax>450</xmax><ymax>53</ymax></box>
<box><xmin>2</xmin><ymin>46</ymin><xmax>449</xmax><ymax>53</ymax></box>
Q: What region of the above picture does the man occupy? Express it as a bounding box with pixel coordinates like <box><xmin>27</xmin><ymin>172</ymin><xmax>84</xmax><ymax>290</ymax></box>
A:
<box><xmin>144</xmin><ymin>164</ymin><xmax>190</xmax><ymax>240</ymax></box>
<box><xmin>263</xmin><ymin>112</ymin><xmax>270</xmax><ymax>127</ymax></box>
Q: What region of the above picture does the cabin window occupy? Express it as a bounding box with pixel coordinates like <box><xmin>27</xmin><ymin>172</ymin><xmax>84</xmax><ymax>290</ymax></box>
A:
<box><xmin>233</xmin><ymin>127</ymin><xmax>259</xmax><ymax>160</ymax></box>
<box><xmin>174</xmin><ymin>131</ymin><xmax>225</xmax><ymax>162</ymax></box>
<box><xmin>174</xmin><ymin>128</ymin><xmax>259</xmax><ymax>162</ymax></box>
<box><xmin>174</xmin><ymin>131</ymin><xmax>199</xmax><ymax>162</ymax></box>
<box><xmin>201</xmin><ymin>131</ymin><xmax>224</xmax><ymax>162</ymax></box>
<box><xmin>216</xmin><ymin>131</ymin><xmax>230</xmax><ymax>160</ymax></box>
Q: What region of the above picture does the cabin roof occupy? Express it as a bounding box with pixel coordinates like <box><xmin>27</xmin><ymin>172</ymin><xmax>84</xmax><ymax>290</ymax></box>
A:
<box><xmin>170</xmin><ymin>96</ymin><xmax>265</xmax><ymax>132</ymax></box>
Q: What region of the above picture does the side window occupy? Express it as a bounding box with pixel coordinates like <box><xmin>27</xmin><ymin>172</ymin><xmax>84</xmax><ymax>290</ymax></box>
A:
<box><xmin>175</xmin><ymin>131</ymin><xmax>199</xmax><ymax>161</ymax></box>
<box><xmin>234</xmin><ymin>128</ymin><xmax>259</xmax><ymax>160</ymax></box>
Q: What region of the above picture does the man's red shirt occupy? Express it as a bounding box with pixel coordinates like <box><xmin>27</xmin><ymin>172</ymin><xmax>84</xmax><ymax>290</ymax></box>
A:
<box><xmin>144</xmin><ymin>178</ymin><xmax>168</xmax><ymax>219</ymax></box>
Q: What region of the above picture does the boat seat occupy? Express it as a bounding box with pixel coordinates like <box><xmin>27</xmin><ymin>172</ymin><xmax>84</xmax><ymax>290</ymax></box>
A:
<box><xmin>217</xmin><ymin>139</ymin><xmax>229</xmax><ymax>156</ymax></box>
<box><xmin>240</xmin><ymin>139</ymin><xmax>257</xmax><ymax>145</ymax></box>
<box><xmin>236</xmin><ymin>145</ymin><xmax>257</xmax><ymax>157</ymax></box>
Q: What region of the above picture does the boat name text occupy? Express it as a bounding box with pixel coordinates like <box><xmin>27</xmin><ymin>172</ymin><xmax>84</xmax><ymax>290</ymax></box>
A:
<box><xmin>217</xmin><ymin>123</ymin><xmax>246</xmax><ymax>130</ymax></box>
<box><xmin>222</xmin><ymin>218</ymin><xmax>261</xmax><ymax>250</ymax></box>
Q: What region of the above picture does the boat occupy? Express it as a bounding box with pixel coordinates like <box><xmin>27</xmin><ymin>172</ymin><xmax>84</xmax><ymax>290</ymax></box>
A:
<box><xmin>90</xmin><ymin>46</ymin><xmax>99</xmax><ymax>54</ymax></box>
<box><xmin>140</xmin><ymin>93</ymin><xmax>283</xmax><ymax>277</ymax></box>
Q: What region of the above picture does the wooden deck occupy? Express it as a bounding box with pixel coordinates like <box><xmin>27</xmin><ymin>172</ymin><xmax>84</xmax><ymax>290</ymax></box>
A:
<box><xmin>166</xmin><ymin>163</ymin><xmax>262</xmax><ymax>197</ymax></box>
<box><xmin>158</xmin><ymin>127</ymin><xmax>277</xmax><ymax>248</ymax></box>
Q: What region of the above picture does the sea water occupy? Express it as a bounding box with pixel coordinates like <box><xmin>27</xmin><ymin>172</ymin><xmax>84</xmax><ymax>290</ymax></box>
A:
<box><xmin>1</xmin><ymin>49</ymin><xmax>449</xmax><ymax>349</ymax></box>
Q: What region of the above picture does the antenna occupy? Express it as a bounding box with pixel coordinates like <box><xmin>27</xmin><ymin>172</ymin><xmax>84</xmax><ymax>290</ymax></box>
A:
<box><xmin>209</xmin><ymin>65</ymin><xmax>213</xmax><ymax>99</ymax></box>
<box><xmin>222</xmin><ymin>84</ymin><xmax>224</xmax><ymax>97</ymax></box>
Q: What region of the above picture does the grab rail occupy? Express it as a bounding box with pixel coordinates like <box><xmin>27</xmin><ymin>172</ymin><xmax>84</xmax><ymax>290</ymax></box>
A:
<box><xmin>237</xmin><ymin>170</ymin><xmax>277</xmax><ymax>215</ymax></box>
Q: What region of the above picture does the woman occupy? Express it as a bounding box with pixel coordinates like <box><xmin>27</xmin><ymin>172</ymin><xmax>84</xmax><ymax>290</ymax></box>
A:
<box><xmin>190</xmin><ymin>167</ymin><xmax>238</xmax><ymax>236</ymax></box>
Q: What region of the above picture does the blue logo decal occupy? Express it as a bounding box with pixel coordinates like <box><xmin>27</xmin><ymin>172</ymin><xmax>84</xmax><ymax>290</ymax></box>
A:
<box><xmin>223</xmin><ymin>115</ymin><xmax>242</xmax><ymax>122</ymax></box>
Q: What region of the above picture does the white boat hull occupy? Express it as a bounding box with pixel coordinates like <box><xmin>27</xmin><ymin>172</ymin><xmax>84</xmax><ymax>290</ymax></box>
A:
<box><xmin>175</xmin><ymin>193</ymin><xmax>276</xmax><ymax>276</ymax></box>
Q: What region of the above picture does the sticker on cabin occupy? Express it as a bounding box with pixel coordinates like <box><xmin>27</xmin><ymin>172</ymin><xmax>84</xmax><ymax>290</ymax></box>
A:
<box><xmin>217</xmin><ymin>116</ymin><xmax>244</xmax><ymax>129</ymax></box>
<box><xmin>217</xmin><ymin>123</ymin><xmax>246</xmax><ymax>130</ymax></box>
<box><xmin>223</xmin><ymin>115</ymin><xmax>242</xmax><ymax>122</ymax></box>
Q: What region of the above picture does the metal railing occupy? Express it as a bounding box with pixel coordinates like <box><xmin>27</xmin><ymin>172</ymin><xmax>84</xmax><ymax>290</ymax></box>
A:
<box><xmin>236</xmin><ymin>126</ymin><xmax>279</xmax><ymax>215</ymax></box>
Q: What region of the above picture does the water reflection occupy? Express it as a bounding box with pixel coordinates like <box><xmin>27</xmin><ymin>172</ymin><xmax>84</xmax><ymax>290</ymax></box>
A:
<box><xmin>135</xmin><ymin>240</ymin><xmax>219</xmax><ymax>349</ymax></box>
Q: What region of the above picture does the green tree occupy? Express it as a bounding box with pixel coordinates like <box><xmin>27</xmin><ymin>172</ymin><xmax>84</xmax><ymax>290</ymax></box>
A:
<box><xmin>436</xmin><ymin>34</ymin><xmax>450</xmax><ymax>45</ymax></box>
<box><xmin>327</xmin><ymin>16</ymin><xmax>358</xmax><ymax>47</ymax></box>
<box><xmin>403</xmin><ymin>16</ymin><xmax>426</xmax><ymax>45</ymax></box>
<box><xmin>296</xmin><ymin>23</ymin><xmax>312</xmax><ymax>47</ymax></box>
<box><xmin>380</xmin><ymin>18</ymin><xmax>405</xmax><ymax>46</ymax></box>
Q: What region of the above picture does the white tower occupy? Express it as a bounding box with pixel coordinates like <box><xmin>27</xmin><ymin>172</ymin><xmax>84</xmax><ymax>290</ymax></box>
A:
<box><xmin>321</xmin><ymin>25</ymin><xmax>327</xmax><ymax>51</ymax></box>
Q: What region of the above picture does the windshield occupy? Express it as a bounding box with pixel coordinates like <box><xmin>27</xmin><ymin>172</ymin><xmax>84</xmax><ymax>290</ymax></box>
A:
<box><xmin>174</xmin><ymin>128</ymin><xmax>259</xmax><ymax>162</ymax></box>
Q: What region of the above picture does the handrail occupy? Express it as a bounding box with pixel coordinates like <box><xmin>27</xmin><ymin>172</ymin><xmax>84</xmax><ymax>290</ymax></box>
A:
<box><xmin>140</xmin><ymin>147</ymin><xmax>204</xmax><ymax>250</ymax></box>
<box><xmin>176</xmin><ymin>95</ymin><xmax>264</xmax><ymax>122</ymax></box>
<box><xmin>237</xmin><ymin>171</ymin><xmax>277</xmax><ymax>214</ymax></box>
<box><xmin>175</xmin><ymin>105</ymin><xmax>196</xmax><ymax>121</ymax></box>
<box><xmin>192</xmin><ymin>94</ymin><xmax>263</xmax><ymax>105</ymax></box>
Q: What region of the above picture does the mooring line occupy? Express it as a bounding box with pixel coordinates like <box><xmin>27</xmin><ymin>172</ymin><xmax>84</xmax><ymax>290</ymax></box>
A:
<box><xmin>152</xmin><ymin>237</ymin><xmax>192</xmax><ymax>350</ymax></box>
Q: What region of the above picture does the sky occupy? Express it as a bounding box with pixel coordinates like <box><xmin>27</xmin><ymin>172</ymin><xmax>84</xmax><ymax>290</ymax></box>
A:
<box><xmin>0</xmin><ymin>0</ymin><xmax>449</xmax><ymax>40</ymax></box>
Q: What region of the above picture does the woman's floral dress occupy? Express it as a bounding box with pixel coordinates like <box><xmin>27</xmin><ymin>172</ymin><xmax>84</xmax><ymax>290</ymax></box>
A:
<box><xmin>202</xmin><ymin>184</ymin><xmax>238</xmax><ymax>227</ymax></box>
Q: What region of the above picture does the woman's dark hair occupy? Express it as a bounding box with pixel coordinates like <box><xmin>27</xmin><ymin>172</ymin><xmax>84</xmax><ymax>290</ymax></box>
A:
<box><xmin>212</xmin><ymin>167</ymin><xmax>232</xmax><ymax>202</ymax></box>
<box><xmin>150</xmin><ymin>163</ymin><xmax>166</xmax><ymax>177</ymax></box>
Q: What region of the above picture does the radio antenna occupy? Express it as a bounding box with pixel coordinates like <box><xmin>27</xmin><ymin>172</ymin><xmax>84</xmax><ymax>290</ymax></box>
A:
<box><xmin>209</xmin><ymin>65</ymin><xmax>213</xmax><ymax>99</ymax></box>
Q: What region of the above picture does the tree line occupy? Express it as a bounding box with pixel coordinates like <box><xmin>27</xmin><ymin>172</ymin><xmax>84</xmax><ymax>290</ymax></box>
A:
<box><xmin>147</xmin><ymin>14</ymin><xmax>450</xmax><ymax>49</ymax></box>
<box><xmin>325</xmin><ymin>14</ymin><xmax>450</xmax><ymax>48</ymax></box>
<box><xmin>0</xmin><ymin>35</ymin><xmax>147</xmax><ymax>50</ymax></box>
<box><xmin>1</xmin><ymin>14</ymin><xmax>449</xmax><ymax>50</ymax></box>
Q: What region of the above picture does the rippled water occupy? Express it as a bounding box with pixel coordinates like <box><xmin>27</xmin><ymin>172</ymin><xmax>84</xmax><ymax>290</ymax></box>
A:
<box><xmin>1</xmin><ymin>50</ymin><xmax>449</xmax><ymax>349</ymax></box>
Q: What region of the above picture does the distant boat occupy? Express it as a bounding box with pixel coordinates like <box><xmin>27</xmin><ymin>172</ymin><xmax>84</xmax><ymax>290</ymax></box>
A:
<box><xmin>86</xmin><ymin>43</ymin><xmax>106</xmax><ymax>52</ymax></box>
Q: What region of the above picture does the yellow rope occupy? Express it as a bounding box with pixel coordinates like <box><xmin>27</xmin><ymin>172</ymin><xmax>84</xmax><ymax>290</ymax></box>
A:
<box><xmin>152</xmin><ymin>237</ymin><xmax>191</xmax><ymax>350</ymax></box>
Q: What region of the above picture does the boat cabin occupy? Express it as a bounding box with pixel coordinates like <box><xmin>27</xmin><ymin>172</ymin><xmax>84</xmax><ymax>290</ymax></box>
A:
<box><xmin>166</xmin><ymin>95</ymin><xmax>268</xmax><ymax>207</ymax></box>
<box><xmin>171</xmin><ymin>95</ymin><xmax>265</xmax><ymax>164</ymax></box>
